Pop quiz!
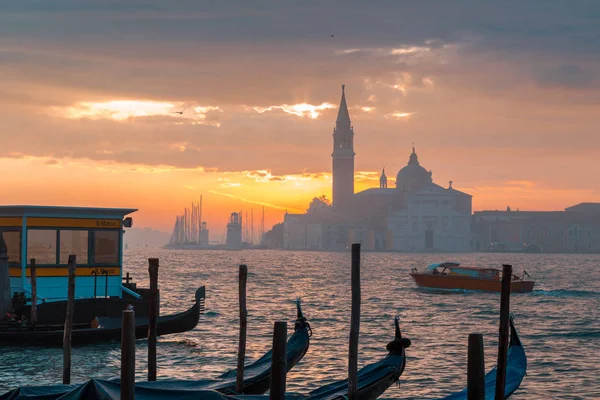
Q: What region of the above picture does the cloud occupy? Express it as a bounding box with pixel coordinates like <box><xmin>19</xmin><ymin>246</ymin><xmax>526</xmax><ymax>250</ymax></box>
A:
<box><xmin>44</xmin><ymin>159</ymin><xmax>61</xmax><ymax>166</ymax></box>
<box><xmin>1</xmin><ymin>0</ymin><xmax>600</xmax><ymax>202</ymax></box>
<box><xmin>208</xmin><ymin>190</ymin><xmax>302</xmax><ymax>212</ymax></box>
<box><xmin>243</xmin><ymin>169</ymin><xmax>319</xmax><ymax>183</ymax></box>
<box><xmin>50</xmin><ymin>100</ymin><xmax>222</xmax><ymax>125</ymax></box>
<box><xmin>533</xmin><ymin>64</ymin><xmax>597</xmax><ymax>89</ymax></box>
<box><xmin>505</xmin><ymin>180</ymin><xmax>536</xmax><ymax>189</ymax></box>
<box><xmin>251</xmin><ymin>103</ymin><xmax>336</xmax><ymax>119</ymax></box>
<box><xmin>388</xmin><ymin>112</ymin><xmax>415</xmax><ymax>119</ymax></box>
<box><xmin>170</xmin><ymin>142</ymin><xmax>188</xmax><ymax>152</ymax></box>
<box><xmin>354</xmin><ymin>171</ymin><xmax>380</xmax><ymax>181</ymax></box>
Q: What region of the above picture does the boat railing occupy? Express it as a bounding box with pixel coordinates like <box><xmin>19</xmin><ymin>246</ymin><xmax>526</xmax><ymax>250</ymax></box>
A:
<box><xmin>23</xmin><ymin>286</ymin><xmax>48</xmax><ymax>304</ymax></box>
<box><xmin>121</xmin><ymin>285</ymin><xmax>142</xmax><ymax>299</ymax></box>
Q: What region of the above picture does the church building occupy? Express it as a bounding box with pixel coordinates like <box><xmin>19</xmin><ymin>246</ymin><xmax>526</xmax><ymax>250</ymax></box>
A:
<box><xmin>283</xmin><ymin>86</ymin><xmax>472</xmax><ymax>252</ymax></box>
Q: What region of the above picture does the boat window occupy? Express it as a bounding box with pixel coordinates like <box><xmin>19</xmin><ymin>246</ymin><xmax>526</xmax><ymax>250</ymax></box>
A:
<box><xmin>59</xmin><ymin>230</ymin><xmax>88</xmax><ymax>264</ymax></box>
<box><xmin>0</xmin><ymin>230</ymin><xmax>21</xmax><ymax>263</ymax></box>
<box><xmin>27</xmin><ymin>229</ymin><xmax>58</xmax><ymax>264</ymax></box>
<box><xmin>93</xmin><ymin>230</ymin><xmax>119</xmax><ymax>264</ymax></box>
<box><xmin>450</xmin><ymin>268</ymin><xmax>479</xmax><ymax>277</ymax></box>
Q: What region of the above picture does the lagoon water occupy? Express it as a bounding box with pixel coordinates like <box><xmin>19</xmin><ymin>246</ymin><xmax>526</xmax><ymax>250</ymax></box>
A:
<box><xmin>1</xmin><ymin>249</ymin><xmax>599</xmax><ymax>399</ymax></box>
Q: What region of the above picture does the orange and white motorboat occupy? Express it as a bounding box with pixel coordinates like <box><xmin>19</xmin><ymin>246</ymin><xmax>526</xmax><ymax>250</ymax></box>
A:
<box><xmin>409</xmin><ymin>262</ymin><xmax>535</xmax><ymax>293</ymax></box>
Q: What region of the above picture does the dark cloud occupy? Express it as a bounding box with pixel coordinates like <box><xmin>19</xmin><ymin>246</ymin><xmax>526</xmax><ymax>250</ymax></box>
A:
<box><xmin>533</xmin><ymin>64</ymin><xmax>597</xmax><ymax>89</ymax></box>
<box><xmin>2</xmin><ymin>1</ymin><xmax>599</xmax><ymax>53</ymax></box>
<box><xmin>0</xmin><ymin>0</ymin><xmax>599</xmax><ymax>188</ymax></box>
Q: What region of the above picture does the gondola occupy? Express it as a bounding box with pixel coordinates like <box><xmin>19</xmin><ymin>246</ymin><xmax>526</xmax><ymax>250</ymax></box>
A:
<box><xmin>0</xmin><ymin>299</ymin><xmax>311</xmax><ymax>400</ymax></box>
<box><xmin>12</xmin><ymin>285</ymin><xmax>198</xmax><ymax>325</ymax></box>
<box><xmin>304</xmin><ymin>316</ymin><xmax>409</xmax><ymax>400</ymax></box>
<box><xmin>440</xmin><ymin>315</ymin><xmax>527</xmax><ymax>399</ymax></box>
<box><xmin>0</xmin><ymin>286</ymin><xmax>205</xmax><ymax>347</ymax></box>
<box><xmin>134</xmin><ymin>298</ymin><xmax>312</xmax><ymax>395</ymax></box>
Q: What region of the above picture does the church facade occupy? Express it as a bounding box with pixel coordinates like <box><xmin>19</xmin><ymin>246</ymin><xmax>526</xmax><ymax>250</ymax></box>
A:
<box><xmin>283</xmin><ymin>86</ymin><xmax>472</xmax><ymax>252</ymax></box>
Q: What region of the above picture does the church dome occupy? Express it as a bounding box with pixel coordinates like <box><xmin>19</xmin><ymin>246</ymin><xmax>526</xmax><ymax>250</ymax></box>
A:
<box><xmin>395</xmin><ymin>147</ymin><xmax>432</xmax><ymax>192</ymax></box>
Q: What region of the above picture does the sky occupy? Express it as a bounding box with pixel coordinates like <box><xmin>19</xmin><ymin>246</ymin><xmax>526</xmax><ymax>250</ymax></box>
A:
<box><xmin>1</xmin><ymin>1</ymin><xmax>599</xmax><ymax>239</ymax></box>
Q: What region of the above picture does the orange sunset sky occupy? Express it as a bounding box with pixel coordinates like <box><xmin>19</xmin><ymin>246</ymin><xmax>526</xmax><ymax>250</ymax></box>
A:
<box><xmin>1</xmin><ymin>2</ymin><xmax>599</xmax><ymax>239</ymax></box>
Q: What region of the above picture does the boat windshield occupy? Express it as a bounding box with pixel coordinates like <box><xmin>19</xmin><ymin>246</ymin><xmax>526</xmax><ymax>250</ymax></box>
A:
<box><xmin>445</xmin><ymin>268</ymin><xmax>479</xmax><ymax>277</ymax></box>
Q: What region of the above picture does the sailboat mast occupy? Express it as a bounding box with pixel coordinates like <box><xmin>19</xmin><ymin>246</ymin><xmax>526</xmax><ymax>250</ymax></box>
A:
<box><xmin>240</xmin><ymin>209</ymin><xmax>244</xmax><ymax>242</ymax></box>
<box><xmin>261</xmin><ymin>206</ymin><xmax>265</xmax><ymax>243</ymax></box>
<box><xmin>244</xmin><ymin>212</ymin><xmax>248</xmax><ymax>243</ymax></box>
<box><xmin>199</xmin><ymin>195</ymin><xmax>203</xmax><ymax>239</ymax></box>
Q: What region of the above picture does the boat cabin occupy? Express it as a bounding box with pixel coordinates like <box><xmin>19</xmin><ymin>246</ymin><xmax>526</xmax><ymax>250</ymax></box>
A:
<box><xmin>425</xmin><ymin>262</ymin><xmax>502</xmax><ymax>279</ymax></box>
<box><xmin>0</xmin><ymin>205</ymin><xmax>136</xmax><ymax>303</ymax></box>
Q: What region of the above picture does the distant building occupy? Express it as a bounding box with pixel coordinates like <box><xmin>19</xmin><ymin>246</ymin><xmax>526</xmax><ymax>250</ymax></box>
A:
<box><xmin>226</xmin><ymin>212</ymin><xmax>242</xmax><ymax>250</ymax></box>
<box><xmin>472</xmin><ymin>203</ymin><xmax>600</xmax><ymax>253</ymax></box>
<box><xmin>283</xmin><ymin>85</ymin><xmax>472</xmax><ymax>252</ymax></box>
<box><xmin>199</xmin><ymin>221</ymin><xmax>209</xmax><ymax>245</ymax></box>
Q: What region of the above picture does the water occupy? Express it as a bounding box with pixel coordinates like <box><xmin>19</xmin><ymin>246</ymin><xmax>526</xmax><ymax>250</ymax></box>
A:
<box><xmin>1</xmin><ymin>249</ymin><xmax>599</xmax><ymax>399</ymax></box>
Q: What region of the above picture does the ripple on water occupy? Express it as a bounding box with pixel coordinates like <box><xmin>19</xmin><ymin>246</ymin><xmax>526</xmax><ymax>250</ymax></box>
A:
<box><xmin>1</xmin><ymin>250</ymin><xmax>599</xmax><ymax>399</ymax></box>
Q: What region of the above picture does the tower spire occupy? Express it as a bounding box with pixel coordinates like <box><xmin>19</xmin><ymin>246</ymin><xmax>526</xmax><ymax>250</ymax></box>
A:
<box><xmin>408</xmin><ymin>144</ymin><xmax>419</xmax><ymax>166</ymax></box>
<box><xmin>336</xmin><ymin>84</ymin><xmax>351</xmax><ymax>126</ymax></box>
<box><xmin>331</xmin><ymin>84</ymin><xmax>355</xmax><ymax>211</ymax></box>
<box><xmin>380</xmin><ymin>167</ymin><xmax>388</xmax><ymax>188</ymax></box>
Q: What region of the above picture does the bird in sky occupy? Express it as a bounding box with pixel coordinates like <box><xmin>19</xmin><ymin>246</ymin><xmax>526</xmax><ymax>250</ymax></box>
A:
<box><xmin>173</xmin><ymin>111</ymin><xmax>183</xmax><ymax>114</ymax></box>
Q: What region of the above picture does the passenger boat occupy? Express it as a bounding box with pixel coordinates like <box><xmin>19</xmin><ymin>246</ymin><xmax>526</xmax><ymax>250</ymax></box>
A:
<box><xmin>0</xmin><ymin>205</ymin><xmax>207</xmax><ymax>345</ymax></box>
<box><xmin>0</xmin><ymin>299</ymin><xmax>312</xmax><ymax>399</ymax></box>
<box><xmin>0</xmin><ymin>206</ymin><xmax>144</xmax><ymax>302</ymax></box>
<box><xmin>0</xmin><ymin>286</ymin><xmax>205</xmax><ymax>346</ymax></box>
<box><xmin>440</xmin><ymin>315</ymin><xmax>527</xmax><ymax>399</ymax></box>
<box><xmin>410</xmin><ymin>262</ymin><xmax>535</xmax><ymax>293</ymax></box>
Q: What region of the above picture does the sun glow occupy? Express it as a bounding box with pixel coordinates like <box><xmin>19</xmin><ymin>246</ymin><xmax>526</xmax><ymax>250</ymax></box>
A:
<box><xmin>252</xmin><ymin>103</ymin><xmax>336</xmax><ymax>119</ymax></box>
<box><xmin>52</xmin><ymin>100</ymin><xmax>221</xmax><ymax>125</ymax></box>
<box><xmin>390</xmin><ymin>112</ymin><xmax>415</xmax><ymax>119</ymax></box>
<box><xmin>389</xmin><ymin>46</ymin><xmax>431</xmax><ymax>56</ymax></box>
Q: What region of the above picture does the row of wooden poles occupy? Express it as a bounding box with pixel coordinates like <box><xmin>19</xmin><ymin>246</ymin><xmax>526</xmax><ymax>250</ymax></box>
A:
<box><xmin>119</xmin><ymin>261</ymin><xmax>288</xmax><ymax>400</ymax></box>
<box><xmin>235</xmin><ymin>242</ymin><xmax>363</xmax><ymax>400</ymax></box>
<box><xmin>46</xmin><ymin>245</ymin><xmax>511</xmax><ymax>400</ymax></box>
<box><xmin>38</xmin><ymin>256</ymin><xmax>160</xmax><ymax>388</ymax></box>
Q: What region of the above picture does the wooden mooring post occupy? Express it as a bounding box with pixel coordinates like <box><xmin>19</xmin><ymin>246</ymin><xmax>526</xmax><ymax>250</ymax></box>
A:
<box><xmin>121</xmin><ymin>309</ymin><xmax>136</xmax><ymax>400</ymax></box>
<box><xmin>495</xmin><ymin>264</ymin><xmax>513</xmax><ymax>400</ymax></box>
<box><xmin>148</xmin><ymin>258</ymin><xmax>159</xmax><ymax>381</ymax></box>
<box><xmin>467</xmin><ymin>333</ymin><xmax>485</xmax><ymax>400</ymax></box>
<box><xmin>0</xmin><ymin>233</ymin><xmax>11</xmax><ymax>318</ymax></box>
<box><xmin>63</xmin><ymin>255</ymin><xmax>76</xmax><ymax>385</ymax></box>
<box><xmin>236</xmin><ymin>264</ymin><xmax>248</xmax><ymax>394</ymax></box>
<box><xmin>348</xmin><ymin>243</ymin><xmax>361</xmax><ymax>400</ymax></box>
<box><xmin>270</xmin><ymin>321</ymin><xmax>287</xmax><ymax>400</ymax></box>
<box><xmin>30</xmin><ymin>259</ymin><xmax>37</xmax><ymax>325</ymax></box>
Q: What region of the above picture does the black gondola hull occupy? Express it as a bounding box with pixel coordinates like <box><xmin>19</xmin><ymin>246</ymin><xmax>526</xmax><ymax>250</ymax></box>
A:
<box><xmin>1</xmin><ymin>299</ymin><xmax>312</xmax><ymax>400</ymax></box>
<box><xmin>0</xmin><ymin>286</ymin><xmax>205</xmax><ymax>347</ymax></box>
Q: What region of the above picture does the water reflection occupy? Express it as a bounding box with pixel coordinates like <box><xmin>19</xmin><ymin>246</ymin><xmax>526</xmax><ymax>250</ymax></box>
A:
<box><xmin>0</xmin><ymin>250</ymin><xmax>599</xmax><ymax>399</ymax></box>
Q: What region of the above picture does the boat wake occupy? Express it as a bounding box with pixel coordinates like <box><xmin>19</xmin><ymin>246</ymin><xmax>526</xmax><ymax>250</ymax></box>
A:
<box><xmin>528</xmin><ymin>329</ymin><xmax>600</xmax><ymax>340</ymax></box>
<box><xmin>531</xmin><ymin>289</ymin><xmax>600</xmax><ymax>298</ymax></box>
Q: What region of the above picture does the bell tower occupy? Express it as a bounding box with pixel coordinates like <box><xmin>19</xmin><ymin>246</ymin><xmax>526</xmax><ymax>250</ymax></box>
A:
<box><xmin>331</xmin><ymin>84</ymin><xmax>355</xmax><ymax>211</ymax></box>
